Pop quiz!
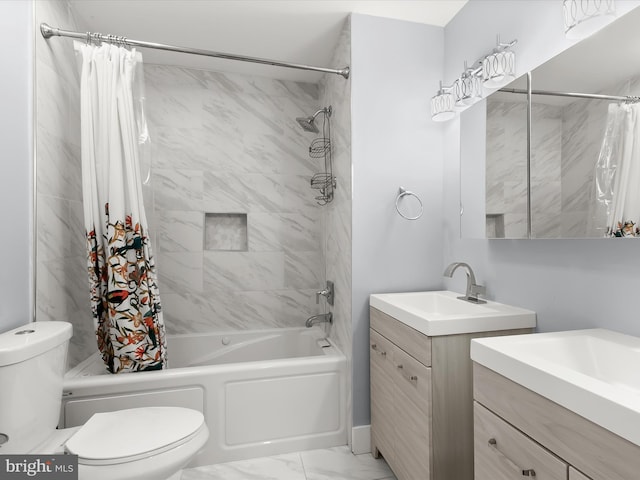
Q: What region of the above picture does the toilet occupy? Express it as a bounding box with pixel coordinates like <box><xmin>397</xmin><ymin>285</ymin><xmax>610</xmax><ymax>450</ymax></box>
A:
<box><xmin>0</xmin><ymin>321</ymin><xmax>208</xmax><ymax>480</ymax></box>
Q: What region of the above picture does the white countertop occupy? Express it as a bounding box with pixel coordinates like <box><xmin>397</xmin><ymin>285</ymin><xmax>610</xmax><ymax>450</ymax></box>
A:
<box><xmin>370</xmin><ymin>290</ymin><xmax>536</xmax><ymax>336</ymax></box>
<box><xmin>471</xmin><ymin>329</ymin><xmax>640</xmax><ymax>447</ymax></box>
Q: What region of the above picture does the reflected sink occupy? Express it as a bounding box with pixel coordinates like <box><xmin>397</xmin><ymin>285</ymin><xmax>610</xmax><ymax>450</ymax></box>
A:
<box><xmin>369</xmin><ymin>290</ymin><xmax>536</xmax><ymax>336</ymax></box>
<box><xmin>471</xmin><ymin>329</ymin><xmax>640</xmax><ymax>447</ymax></box>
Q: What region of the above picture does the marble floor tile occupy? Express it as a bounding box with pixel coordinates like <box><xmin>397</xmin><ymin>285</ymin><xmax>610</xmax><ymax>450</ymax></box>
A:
<box><xmin>301</xmin><ymin>447</ymin><xmax>394</xmax><ymax>480</ymax></box>
<box><xmin>181</xmin><ymin>453</ymin><xmax>306</xmax><ymax>480</ymax></box>
<box><xmin>181</xmin><ymin>447</ymin><xmax>396</xmax><ymax>480</ymax></box>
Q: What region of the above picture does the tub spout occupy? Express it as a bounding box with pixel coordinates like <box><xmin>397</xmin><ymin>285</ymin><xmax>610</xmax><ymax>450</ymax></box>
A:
<box><xmin>305</xmin><ymin>312</ymin><xmax>333</xmax><ymax>328</ymax></box>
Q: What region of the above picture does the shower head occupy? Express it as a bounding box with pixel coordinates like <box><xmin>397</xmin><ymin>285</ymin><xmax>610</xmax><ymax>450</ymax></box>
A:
<box><xmin>296</xmin><ymin>115</ymin><xmax>320</xmax><ymax>133</ymax></box>
<box><xmin>296</xmin><ymin>106</ymin><xmax>332</xmax><ymax>133</ymax></box>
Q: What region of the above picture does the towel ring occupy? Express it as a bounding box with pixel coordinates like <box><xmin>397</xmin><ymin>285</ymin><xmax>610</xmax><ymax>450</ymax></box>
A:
<box><xmin>395</xmin><ymin>187</ymin><xmax>423</xmax><ymax>220</ymax></box>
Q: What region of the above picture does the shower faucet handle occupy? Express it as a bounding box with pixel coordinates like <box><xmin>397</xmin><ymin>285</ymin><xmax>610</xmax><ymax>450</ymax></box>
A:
<box><xmin>316</xmin><ymin>281</ymin><xmax>335</xmax><ymax>306</ymax></box>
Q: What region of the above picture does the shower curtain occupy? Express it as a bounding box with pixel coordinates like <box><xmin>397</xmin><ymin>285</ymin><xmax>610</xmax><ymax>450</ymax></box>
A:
<box><xmin>590</xmin><ymin>103</ymin><xmax>640</xmax><ymax>237</ymax></box>
<box><xmin>76</xmin><ymin>42</ymin><xmax>167</xmax><ymax>373</ymax></box>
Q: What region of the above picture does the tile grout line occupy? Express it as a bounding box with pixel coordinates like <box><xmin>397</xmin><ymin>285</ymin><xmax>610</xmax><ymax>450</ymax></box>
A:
<box><xmin>298</xmin><ymin>452</ymin><xmax>309</xmax><ymax>480</ymax></box>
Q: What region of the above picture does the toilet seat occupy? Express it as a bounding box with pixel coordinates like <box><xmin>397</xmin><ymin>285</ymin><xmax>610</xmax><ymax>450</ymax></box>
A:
<box><xmin>65</xmin><ymin>406</ymin><xmax>205</xmax><ymax>466</ymax></box>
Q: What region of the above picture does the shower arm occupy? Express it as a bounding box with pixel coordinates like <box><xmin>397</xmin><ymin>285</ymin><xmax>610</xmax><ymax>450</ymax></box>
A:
<box><xmin>310</xmin><ymin>106</ymin><xmax>333</xmax><ymax>121</ymax></box>
<box><xmin>40</xmin><ymin>23</ymin><xmax>350</xmax><ymax>79</ymax></box>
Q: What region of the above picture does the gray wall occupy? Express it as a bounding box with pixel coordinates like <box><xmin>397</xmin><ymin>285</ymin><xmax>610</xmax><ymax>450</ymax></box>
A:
<box><xmin>351</xmin><ymin>14</ymin><xmax>445</xmax><ymax>427</ymax></box>
<box><xmin>0</xmin><ymin>1</ymin><xmax>33</xmax><ymax>333</ymax></box>
<box><xmin>444</xmin><ymin>1</ymin><xmax>640</xmax><ymax>337</ymax></box>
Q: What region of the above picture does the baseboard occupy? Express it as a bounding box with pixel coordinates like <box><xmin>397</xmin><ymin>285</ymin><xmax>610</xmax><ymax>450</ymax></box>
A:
<box><xmin>351</xmin><ymin>425</ymin><xmax>371</xmax><ymax>455</ymax></box>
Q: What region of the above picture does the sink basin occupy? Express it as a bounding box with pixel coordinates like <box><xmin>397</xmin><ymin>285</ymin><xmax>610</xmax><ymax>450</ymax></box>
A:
<box><xmin>369</xmin><ymin>290</ymin><xmax>536</xmax><ymax>336</ymax></box>
<box><xmin>471</xmin><ymin>329</ymin><xmax>640</xmax><ymax>447</ymax></box>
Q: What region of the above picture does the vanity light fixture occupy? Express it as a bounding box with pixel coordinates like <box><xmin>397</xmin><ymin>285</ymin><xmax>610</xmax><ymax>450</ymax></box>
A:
<box><xmin>431</xmin><ymin>81</ymin><xmax>456</xmax><ymax>122</ymax></box>
<box><xmin>482</xmin><ymin>36</ymin><xmax>517</xmax><ymax>88</ymax></box>
<box><xmin>454</xmin><ymin>62</ymin><xmax>483</xmax><ymax>107</ymax></box>
<box><xmin>563</xmin><ymin>0</ymin><xmax>616</xmax><ymax>39</ymax></box>
<box><xmin>431</xmin><ymin>35</ymin><xmax>517</xmax><ymax>122</ymax></box>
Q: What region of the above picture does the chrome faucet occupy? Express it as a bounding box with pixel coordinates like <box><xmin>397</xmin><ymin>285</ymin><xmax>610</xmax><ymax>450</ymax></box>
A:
<box><xmin>305</xmin><ymin>312</ymin><xmax>333</xmax><ymax>328</ymax></box>
<box><xmin>443</xmin><ymin>262</ymin><xmax>487</xmax><ymax>304</ymax></box>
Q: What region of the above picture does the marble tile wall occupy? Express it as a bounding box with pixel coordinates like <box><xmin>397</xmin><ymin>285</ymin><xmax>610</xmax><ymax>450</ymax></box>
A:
<box><xmin>318</xmin><ymin>17</ymin><xmax>352</xmax><ymax>444</ymax></box>
<box><xmin>486</xmin><ymin>99</ymin><xmax>562</xmax><ymax>238</ymax></box>
<box><xmin>531</xmin><ymin>103</ymin><xmax>563</xmax><ymax>238</ymax></box>
<box><xmin>485</xmin><ymin>99</ymin><xmax>528</xmax><ymax>238</ymax></box>
<box><xmin>34</xmin><ymin>0</ymin><xmax>94</xmax><ymax>368</ymax></box>
<box><xmin>144</xmin><ymin>64</ymin><xmax>327</xmax><ymax>333</ymax></box>
<box><xmin>559</xmin><ymin>99</ymin><xmax>605</xmax><ymax>237</ymax></box>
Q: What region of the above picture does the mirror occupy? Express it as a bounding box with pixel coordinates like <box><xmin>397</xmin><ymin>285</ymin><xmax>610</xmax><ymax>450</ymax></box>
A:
<box><xmin>461</xmin><ymin>7</ymin><xmax>640</xmax><ymax>239</ymax></box>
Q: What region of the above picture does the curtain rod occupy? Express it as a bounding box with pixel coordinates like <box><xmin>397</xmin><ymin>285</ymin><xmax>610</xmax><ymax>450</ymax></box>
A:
<box><xmin>40</xmin><ymin>23</ymin><xmax>350</xmax><ymax>79</ymax></box>
<box><xmin>499</xmin><ymin>87</ymin><xmax>639</xmax><ymax>103</ymax></box>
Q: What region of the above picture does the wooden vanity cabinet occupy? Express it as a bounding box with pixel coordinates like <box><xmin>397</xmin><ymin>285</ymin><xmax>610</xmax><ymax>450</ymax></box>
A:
<box><xmin>369</xmin><ymin>306</ymin><xmax>531</xmax><ymax>480</ymax></box>
<box><xmin>474</xmin><ymin>402</ymin><xmax>567</xmax><ymax>480</ymax></box>
<box><xmin>569</xmin><ymin>468</ymin><xmax>593</xmax><ymax>480</ymax></box>
<box><xmin>473</xmin><ymin>363</ymin><xmax>640</xmax><ymax>480</ymax></box>
<box><xmin>370</xmin><ymin>316</ymin><xmax>431</xmax><ymax>480</ymax></box>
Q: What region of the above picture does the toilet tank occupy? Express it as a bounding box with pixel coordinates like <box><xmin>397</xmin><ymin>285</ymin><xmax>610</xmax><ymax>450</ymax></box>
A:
<box><xmin>0</xmin><ymin>321</ymin><xmax>73</xmax><ymax>453</ymax></box>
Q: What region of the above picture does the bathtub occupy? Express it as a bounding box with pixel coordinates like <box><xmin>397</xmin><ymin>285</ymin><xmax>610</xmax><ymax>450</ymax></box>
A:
<box><xmin>60</xmin><ymin>327</ymin><xmax>347</xmax><ymax>466</ymax></box>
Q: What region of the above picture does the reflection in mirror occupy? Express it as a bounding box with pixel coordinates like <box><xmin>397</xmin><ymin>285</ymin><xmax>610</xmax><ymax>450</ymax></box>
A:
<box><xmin>485</xmin><ymin>80</ymin><xmax>528</xmax><ymax>238</ymax></box>
<box><xmin>461</xmin><ymin>6</ymin><xmax>640</xmax><ymax>239</ymax></box>
<box><xmin>529</xmin><ymin>86</ymin><xmax>611</xmax><ymax>238</ymax></box>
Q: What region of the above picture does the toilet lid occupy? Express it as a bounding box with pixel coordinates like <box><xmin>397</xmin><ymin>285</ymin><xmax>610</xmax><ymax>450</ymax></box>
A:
<box><xmin>65</xmin><ymin>407</ymin><xmax>205</xmax><ymax>465</ymax></box>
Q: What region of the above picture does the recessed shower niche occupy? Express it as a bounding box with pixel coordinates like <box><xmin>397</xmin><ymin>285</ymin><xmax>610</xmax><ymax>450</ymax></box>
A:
<box><xmin>204</xmin><ymin>213</ymin><xmax>248</xmax><ymax>251</ymax></box>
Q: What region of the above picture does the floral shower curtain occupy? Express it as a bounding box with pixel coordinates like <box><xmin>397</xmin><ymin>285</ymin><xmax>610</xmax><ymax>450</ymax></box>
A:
<box><xmin>590</xmin><ymin>102</ymin><xmax>640</xmax><ymax>237</ymax></box>
<box><xmin>76</xmin><ymin>42</ymin><xmax>167</xmax><ymax>373</ymax></box>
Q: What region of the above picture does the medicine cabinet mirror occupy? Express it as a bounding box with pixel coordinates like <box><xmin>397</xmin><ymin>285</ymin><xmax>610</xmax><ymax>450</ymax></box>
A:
<box><xmin>460</xmin><ymin>7</ymin><xmax>640</xmax><ymax>239</ymax></box>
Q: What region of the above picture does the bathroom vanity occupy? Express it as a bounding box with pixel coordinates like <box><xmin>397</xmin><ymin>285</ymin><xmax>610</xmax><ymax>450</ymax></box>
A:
<box><xmin>369</xmin><ymin>291</ymin><xmax>535</xmax><ymax>480</ymax></box>
<box><xmin>471</xmin><ymin>330</ymin><xmax>640</xmax><ymax>480</ymax></box>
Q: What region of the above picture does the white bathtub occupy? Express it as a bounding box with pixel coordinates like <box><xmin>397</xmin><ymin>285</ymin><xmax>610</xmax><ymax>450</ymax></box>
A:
<box><xmin>60</xmin><ymin>327</ymin><xmax>347</xmax><ymax>465</ymax></box>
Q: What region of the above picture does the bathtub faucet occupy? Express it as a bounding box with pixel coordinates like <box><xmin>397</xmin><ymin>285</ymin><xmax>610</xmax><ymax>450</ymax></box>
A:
<box><xmin>305</xmin><ymin>312</ymin><xmax>333</xmax><ymax>328</ymax></box>
<box><xmin>316</xmin><ymin>280</ymin><xmax>335</xmax><ymax>306</ymax></box>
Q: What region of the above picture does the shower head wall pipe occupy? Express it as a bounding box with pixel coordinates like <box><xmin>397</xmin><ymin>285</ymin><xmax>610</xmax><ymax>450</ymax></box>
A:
<box><xmin>296</xmin><ymin>106</ymin><xmax>332</xmax><ymax>133</ymax></box>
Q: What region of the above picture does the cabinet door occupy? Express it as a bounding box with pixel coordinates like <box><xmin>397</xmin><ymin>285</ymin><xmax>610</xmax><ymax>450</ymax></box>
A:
<box><xmin>393</xmin><ymin>347</ymin><xmax>430</xmax><ymax>415</ymax></box>
<box><xmin>370</xmin><ymin>307</ymin><xmax>431</xmax><ymax>366</ymax></box>
<box><xmin>474</xmin><ymin>402</ymin><xmax>567</xmax><ymax>480</ymax></box>
<box><xmin>569</xmin><ymin>467</ymin><xmax>592</xmax><ymax>480</ymax></box>
<box><xmin>370</xmin><ymin>329</ymin><xmax>396</xmax><ymax>463</ymax></box>
<box><xmin>393</xmin><ymin>348</ymin><xmax>432</xmax><ymax>480</ymax></box>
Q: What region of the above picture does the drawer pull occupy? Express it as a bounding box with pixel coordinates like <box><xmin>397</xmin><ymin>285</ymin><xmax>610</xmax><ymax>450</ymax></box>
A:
<box><xmin>396</xmin><ymin>364</ymin><xmax>418</xmax><ymax>383</ymax></box>
<box><xmin>371</xmin><ymin>344</ymin><xmax>386</xmax><ymax>356</ymax></box>
<box><xmin>488</xmin><ymin>438</ymin><xmax>536</xmax><ymax>477</ymax></box>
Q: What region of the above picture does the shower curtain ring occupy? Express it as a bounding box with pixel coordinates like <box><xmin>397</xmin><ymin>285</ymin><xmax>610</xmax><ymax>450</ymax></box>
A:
<box><xmin>85</xmin><ymin>32</ymin><xmax>90</xmax><ymax>44</ymax></box>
